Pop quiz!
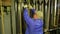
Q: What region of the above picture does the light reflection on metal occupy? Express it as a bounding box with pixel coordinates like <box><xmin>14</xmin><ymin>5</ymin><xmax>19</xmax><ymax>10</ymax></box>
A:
<box><xmin>54</xmin><ymin>0</ymin><xmax>57</xmax><ymax>27</ymax></box>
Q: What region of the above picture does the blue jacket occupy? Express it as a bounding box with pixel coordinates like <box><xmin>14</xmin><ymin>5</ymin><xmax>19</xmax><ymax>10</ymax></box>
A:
<box><xmin>23</xmin><ymin>8</ymin><xmax>43</xmax><ymax>34</ymax></box>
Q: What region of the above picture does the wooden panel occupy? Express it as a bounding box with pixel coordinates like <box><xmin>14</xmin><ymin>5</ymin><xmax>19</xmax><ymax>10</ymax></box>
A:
<box><xmin>3</xmin><ymin>2</ymin><xmax>11</xmax><ymax>6</ymax></box>
<box><xmin>0</xmin><ymin>0</ymin><xmax>11</xmax><ymax>6</ymax></box>
<box><xmin>2</xmin><ymin>0</ymin><xmax>10</xmax><ymax>1</ymax></box>
<box><xmin>2</xmin><ymin>0</ymin><xmax>11</xmax><ymax>6</ymax></box>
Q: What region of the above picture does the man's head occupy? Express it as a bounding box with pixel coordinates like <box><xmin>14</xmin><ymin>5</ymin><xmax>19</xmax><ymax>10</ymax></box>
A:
<box><xmin>33</xmin><ymin>11</ymin><xmax>43</xmax><ymax>19</ymax></box>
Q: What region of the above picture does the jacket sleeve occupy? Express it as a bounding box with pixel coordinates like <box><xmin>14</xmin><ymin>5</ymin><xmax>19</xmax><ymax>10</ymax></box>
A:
<box><xmin>30</xmin><ymin>9</ymin><xmax>35</xmax><ymax>14</ymax></box>
<box><xmin>23</xmin><ymin>8</ymin><xmax>34</xmax><ymax>24</ymax></box>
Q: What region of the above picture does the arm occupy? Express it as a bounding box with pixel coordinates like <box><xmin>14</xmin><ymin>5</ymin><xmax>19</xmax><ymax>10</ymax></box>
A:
<box><xmin>30</xmin><ymin>9</ymin><xmax>35</xmax><ymax>14</ymax></box>
<box><xmin>30</xmin><ymin>9</ymin><xmax>35</xmax><ymax>18</ymax></box>
<box><xmin>23</xmin><ymin>8</ymin><xmax>33</xmax><ymax>24</ymax></box>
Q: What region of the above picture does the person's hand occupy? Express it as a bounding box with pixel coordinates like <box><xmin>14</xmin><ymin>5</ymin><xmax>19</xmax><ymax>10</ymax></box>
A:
<box><xmin>23</xmin><ymin>4</ymin><xmax>28</xmax><ymax>8</ymax></box>
<box><xmin>28</xmin><ymin>4</ymin><xmax>33</xmax><ymax>9</ymax></box>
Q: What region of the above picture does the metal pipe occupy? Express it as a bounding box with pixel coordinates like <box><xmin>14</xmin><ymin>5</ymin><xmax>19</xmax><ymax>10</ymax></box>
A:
<box><xmin>1</xmin><ymin>1</ymin><xmax>5</xmax><ymax>34</ymax></box>
<box><xmin>11</xmin><ymin>0</ymin><xmax>16</xmax><ymax>34</ymax></box>
<box><xmin>54</xmin><ymin>0</ymin><xmax>57</xmax><ymax>26</ymax></box>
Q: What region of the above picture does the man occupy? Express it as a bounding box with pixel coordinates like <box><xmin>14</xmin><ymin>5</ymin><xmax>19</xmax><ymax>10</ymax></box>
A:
<box><xmin>23</xmin><ymin>5</ymin><xmax>43</xmax><ymax>34</ymax></box>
